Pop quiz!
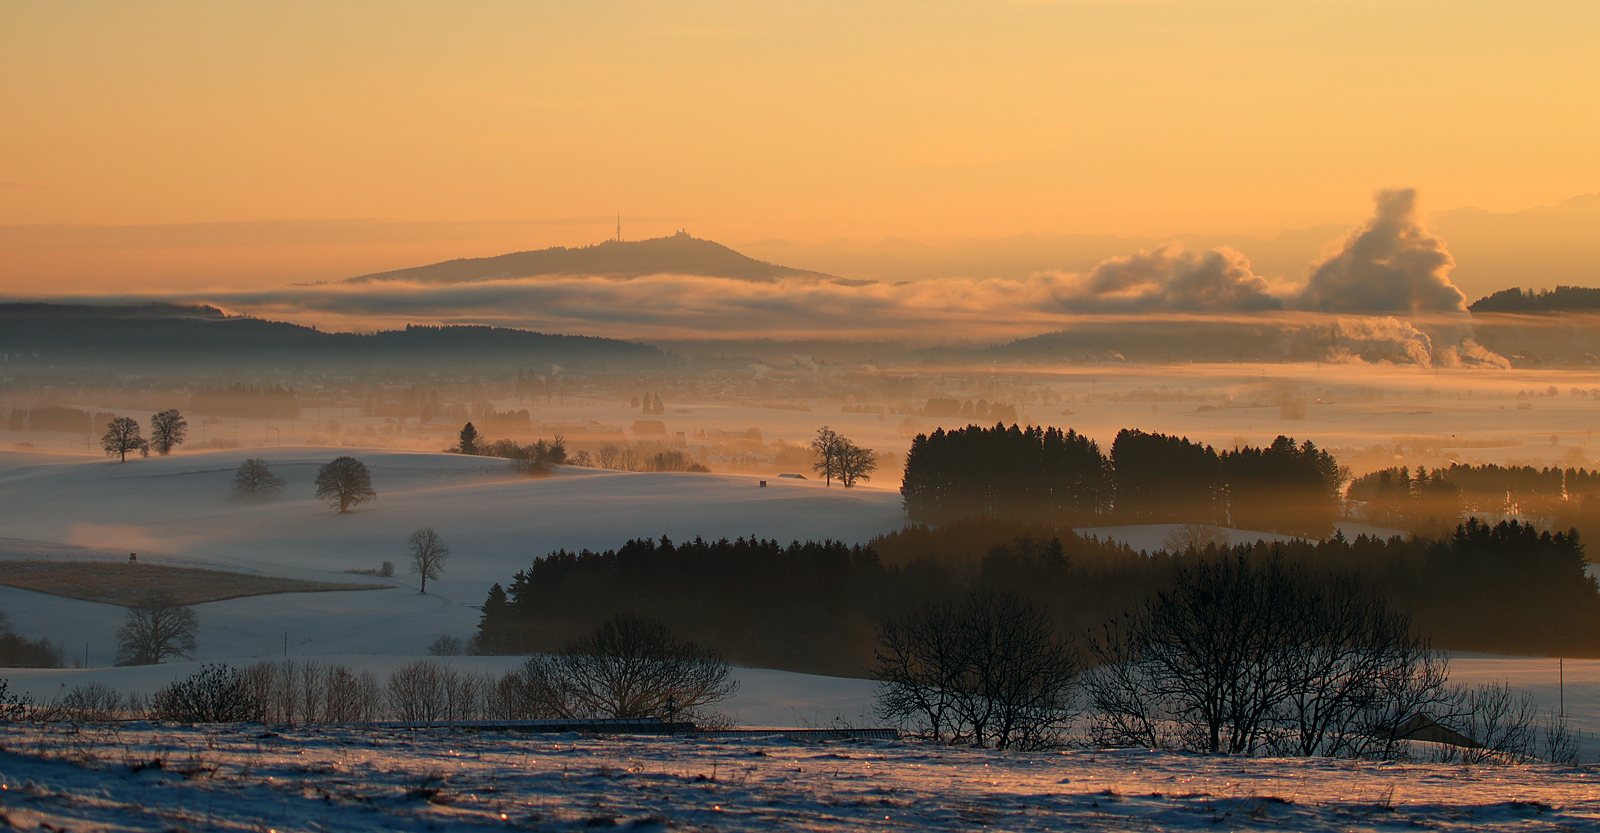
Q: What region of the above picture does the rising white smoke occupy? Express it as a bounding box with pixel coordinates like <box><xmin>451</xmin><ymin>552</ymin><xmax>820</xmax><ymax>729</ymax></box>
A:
<box><xmin>1297</xmin><ymin>188</ymin><xmax>1468</xmax><ymax>313</ymax></box>
<box><xmin>20</xmin><ymin>189</ymin><xmax>1514</xmax><ymax>366</ymax></box>
<box><xmin>1050</xmin><ymin>245</ymin><xmax>1282</xmax><ymax>312</ymax></box>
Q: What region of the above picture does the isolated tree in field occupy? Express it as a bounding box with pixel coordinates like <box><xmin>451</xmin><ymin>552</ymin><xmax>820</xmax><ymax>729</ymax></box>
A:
<box><xmin>314</xmin><ymin>456</ymin><xmax>376</xmax><ymax>513</ymax></box>
<box><xmin>149</xmin><ymin>408</ymin><xmax>188</xmax><ymax>455</ymax></box>
<box><xmin>408</xmin><ymin>526</ymin><xmax>450</xmax><ymax>593</ymax></box>
<box><xmin>115</xmin><ymin>592</ymin><xmax>198</xmax><ymax>666</ymax></box>
<box><xmin>812</xmin><ymin>426</ymin><xmax>876</xmax><ymax>487</ymax></box>
<box><xmin>837</xmin><ymin>441</ymin><xmax>878</xmax><ymax>487</ymax></box>
<box><xmin>457</xmin><ymin>422</ymin><xmax>480</xmax><ymax>455</ymax></box>
<box><xmin>100</xmin><ymin>417</ymin><xmax>147</xmax><ymax>462</ymax></box>
<box><xmin>233</xmin><ymin>458</ymin><xmax>286</xmax><ymax>496</ymax></box>
<box><xmin>811</xmin><ymin>427</ymin><xmax>842</xmax><ymax>485</ymax></box>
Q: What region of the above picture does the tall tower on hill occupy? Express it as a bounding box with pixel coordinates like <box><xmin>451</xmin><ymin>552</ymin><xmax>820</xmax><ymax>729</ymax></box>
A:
<box><xmin>616</xmin><ymin>213</ymin><xmax>622</xmax><ymax>243</ymax></box>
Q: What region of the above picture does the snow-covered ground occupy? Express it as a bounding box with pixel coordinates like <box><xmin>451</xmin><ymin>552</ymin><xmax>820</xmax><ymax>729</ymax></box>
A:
<box><xmin>2</xmin><ymin>722</ymin><xmax>1598</xmax><ymax>832</ymax></box>
<box><xmin>0</xmin><ymin>448</ymin><xmax>905</xmax><ymax>661</ymax></box>
<box><xmin>0</xmin><ymin>659</ymin><xmax>880</xmax><ymax>733</ymax></box>
<box><xmin>6</xmin><ymin>441</ymin><xmax>1600</xmax><ymax>829</ymax></box>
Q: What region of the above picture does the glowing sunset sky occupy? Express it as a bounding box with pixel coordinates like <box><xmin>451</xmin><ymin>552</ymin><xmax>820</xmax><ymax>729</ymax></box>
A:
<box><xmin>2</xmin><ymin>1</ymin><xmax>1597</xmax><ymax>290</ymax></box>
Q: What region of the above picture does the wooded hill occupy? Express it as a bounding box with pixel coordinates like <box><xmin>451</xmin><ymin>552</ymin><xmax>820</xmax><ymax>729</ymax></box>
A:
<box><xmin>1470</xmin><ymin>286</ymin><xmax>1600</xmax><ymax>313</ymax></box>
<box><xmin>344</xmin><ymin>231</ymin><xmax>834</xmax><ymax>284</ymax></box>
<box><xmin>0</xmin><ymin>303</ymin><xmax>668</xmax><ymax>371</ymax></box>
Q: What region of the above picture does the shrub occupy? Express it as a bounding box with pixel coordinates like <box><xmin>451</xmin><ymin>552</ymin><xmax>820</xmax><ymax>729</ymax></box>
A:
<box><xmin>150</xmin><ymin>664</ymin><xmax>264</xmax><ymax>723</ymax></box>
<box><xmin>518</xmin><ymin>614</ymin><xmax>737</xmax><ymax>721</ymax></box>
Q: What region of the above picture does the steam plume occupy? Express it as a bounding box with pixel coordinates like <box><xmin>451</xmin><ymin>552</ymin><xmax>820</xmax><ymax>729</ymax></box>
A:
<box><xmin>1298</xmin><ymin>188</ymin><xmax>1467</xmax><ymax>313</ymax></box>
<box><xmin>1055</xmin><ymin>245</ymin><xmax>1282</xmax><ymax>312</ymax></box>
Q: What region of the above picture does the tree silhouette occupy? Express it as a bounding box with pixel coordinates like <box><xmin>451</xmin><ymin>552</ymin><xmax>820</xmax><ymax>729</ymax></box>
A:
<box><xmin>408</xmin><ymin>526</ymin><xmax>450</xmax><ymax>593</ymax></box>
<box><xmin>875</xmin><ymin>591</ymin><xmax>1077</xmax><ymax>749</ymax></box>
<box><xmin>100</xmin><ymin>417</ymin><xmax>147</xmax><ymax>462</ymax></box>
<box><xmin>901</xmin><ymin>423</ymin><xmax>1111</xmax><ymax>523</ymax></box>
<box><xmin>519</xmin><ymin>614</ymin><xmax>737</xmax><ymax>720</ymax></box>
<box><xmin>115</xmin><ymin>592</ymin><xmax>198</xmax><ymax>666</ymax></box>
<box><xmin>149</xmin><ymin>409</ymin><xmax>188</xmax><ymax>456</ymax></box>
<box><xmin>457</xmin><ymin>422</ymin><xmax>480</xmax><ymax>455</ymax></box>
<box><xmin>837</xmin><ymin>440</ymin><xmax>878</xmax><ymax>487</ymax></box>
<box><xmin>233</xmin><ymin>458</ymin><xmax>286</xmax><ymax>496</ymax></box>
<box><xmin>813</xmin><ymin>425</ymin><xmax>876</xmax><ymax>486</ymax></box>
<box><xmin>314</xmin><ymin>456</ymin><xmax>376</xmax><ymax>513</ymax></box>
<box><xmin>810</xmin><ymin>426</ymin><xmax>841</xmax><ymax>485</ymax></box>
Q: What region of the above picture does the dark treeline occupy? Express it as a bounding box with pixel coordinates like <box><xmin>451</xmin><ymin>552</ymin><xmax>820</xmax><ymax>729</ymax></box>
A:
<box><xmin>902</xmin><ymin>424</ymin><xmax>1342</xmax><ymax>536</ymax></box>
<box><xmin>5</xmin><ymin>407</ymin><xmax>115</xmax><ymax>434</ymax></box>
<box><xmin>188</xmin><ymin>384</ymin><xmax>301</xmax><ymax>420</ymax></box>
<box><xmin>1349</xmin><ymin>462</ymin><xmax>1600</xmax><ymax>536</ymax></box>
<box><xmin>475</xmin><ymin>517</ymin><xmax>1600</xmax><ymax>676</ymax></box>
<box><xmin>0</xmin><ymin>304</ymin><xmax>667</xmax><ymax>370</ymax></box>
<box><xmin>1470</xmin><ymin>285</ymin><xmax>1600</xmax><ymax>313</ymax></box>
<box><xmin>920</xmin><ymin>398</ymin><xmax>1020</xmax><ymax>423</ymax></box>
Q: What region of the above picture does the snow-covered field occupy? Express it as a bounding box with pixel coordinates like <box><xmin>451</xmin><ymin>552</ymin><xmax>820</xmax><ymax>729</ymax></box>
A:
<box><xmin>7</xmin><ymin>442</ymin><xmax>1600</xmax><ymax>830</ymax></box>
<box><xmin>2</xmin><ymin>722</ymin><xmax>1598</xmax><ymax>832</ymax></box>
<box><xmin>0</xmin><ymin>448</ymin><xmax>905</xmax><ymax>661</ymax></box>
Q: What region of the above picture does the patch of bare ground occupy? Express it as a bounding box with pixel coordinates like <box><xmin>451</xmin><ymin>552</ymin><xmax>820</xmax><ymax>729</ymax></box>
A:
<box><xmin>0</xmin><ymin>560</ymin><xmax>388</xmax><ymax>606</ymax></box>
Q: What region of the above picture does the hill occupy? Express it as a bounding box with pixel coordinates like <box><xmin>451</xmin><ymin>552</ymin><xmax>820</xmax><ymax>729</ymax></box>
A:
<box><xmin>0</xmin><ymin>303</ymin><xmax>668</xmax><ymax>370</ymax></box>
<box><xmin>0</xmin><ymin>448</ymin><xmax>905</xmax><ymax>662</ymax></box>
<box><xmin>1470</xmin><ymin>285</ymin><xmax>1600</xmax><ymax>313</ymax></box>
<box><xmin>344</xmin><ymin>231</ymin><xmax>834</xmax><ymax>284</ymax></box>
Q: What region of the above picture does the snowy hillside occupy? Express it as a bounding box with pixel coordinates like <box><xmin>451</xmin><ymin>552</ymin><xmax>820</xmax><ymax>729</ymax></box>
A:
<box><xmin>0</xmin><ymin>448</ymin><xmax>905</xmax><ymax>661</ymax></box>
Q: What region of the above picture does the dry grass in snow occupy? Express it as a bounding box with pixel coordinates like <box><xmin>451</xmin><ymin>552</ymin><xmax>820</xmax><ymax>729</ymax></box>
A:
<box><xmin>0</xmin><ymin>722</ymin><xmax>1598</xmax><ymax>831</ymax></box>
<box><xmin>0</xmin><ymin>560</ymin><xmax>386</xmax><ymax>607</ymax></box>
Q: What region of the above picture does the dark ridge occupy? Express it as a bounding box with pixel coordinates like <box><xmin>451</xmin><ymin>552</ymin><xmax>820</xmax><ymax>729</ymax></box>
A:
<box><xmin>344</xmin><ymin>231</ymin><xmax>835</xmax><ymax>284</ymax></box>
<box><xmin>1469</xmin><ymin>286</ymin><xmax>1600</xmax><ymax>314</ymax></box>
<box><xmin>0</xmin><ymin>304</ymin><xmax>669</xmax><ymax>370</ymax></box>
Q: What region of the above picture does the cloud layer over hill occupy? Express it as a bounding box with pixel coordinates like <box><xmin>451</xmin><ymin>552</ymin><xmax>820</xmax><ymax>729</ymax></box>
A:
<box><xmin>15</xmin><ymin>191</ymin><xmax>1511</xmax><ymax>366</ymax></box>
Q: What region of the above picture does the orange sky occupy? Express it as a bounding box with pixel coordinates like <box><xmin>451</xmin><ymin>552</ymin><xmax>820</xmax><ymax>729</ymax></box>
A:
<box><xmin>3</xmin><ymin>1</ymin><xmax>1598</xmax><ymax>291</ymax></box>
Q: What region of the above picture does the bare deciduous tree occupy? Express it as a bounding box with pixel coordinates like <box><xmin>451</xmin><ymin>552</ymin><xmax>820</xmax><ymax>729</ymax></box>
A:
<box><xmin>837</xmin><ymin>441</ymin><xmax>878</xmax><ymax>487</ymax></box>
<box><xmin>518</xmin><ymin>614</ymin><xmax>737</xmax><ymax>721</ymax></box>
<box><xmin>233</xmin><ymin>458</ymin><xmax>286</xmax><ymax>496</ymax></box>
<box><xmin>385</xmin><ymin>659</ymin><xmax>485</xmax><ymax>722</ymax></box>
<box><xmin>115</xmin><ymin>592</ymin><xmax>198</xmax><ymax>666</ymax></box>
<box><xmin>812</xmin><ymin>427</ymin><xmax>876</xmax><ymax>487</ymax></box>
<box><xmin>408</xmin><ymin>527</ymin><xmax>450</xmax><ymax>593</ymax></box>
<box><xmin>100</xmin><ymin>417</ymin><xmax>147</xmax><ymax>462</ymax></box>
<box><xmin>1083</xmin><ymin>554</ymin><xmax>1451</xmax><ymax>757</ymax></box>
<box><xmin>1160</xmin><ymin>522</ymin><xmax>1229</xmax><ymax>553</ymax></box>
<box><xmin>54</xmin><ymin>682</ymin><xmax>139</xmax><ymax>722</ymax></box>
<box><xmin>149</xmin><ymin>409</ymin><xmax>188</xmax><ymax>455</ymax></box>
<box><xmin>875</xmin><ymin>592</ymin><xmax>1077</xmax><ymax>750</ymax></box>
<box><xmin>314</xmin><ymin>456</ymin><xmax>375</xmax><ymax>513</ymax></box>
<box><xmin>428</xmin><ymin>634</ymin><xmax>464</xmax><ymax>656</ymax></box>
<box><xmin>810</xmin><ymin>426</ymin><xmax>841</xmax><ymax>485</ymax></box>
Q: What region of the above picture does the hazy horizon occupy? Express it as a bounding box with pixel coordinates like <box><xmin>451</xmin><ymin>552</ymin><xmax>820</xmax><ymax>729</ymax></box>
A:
<box><xmin>4</xmin><ymin>2</ymin><xmax>1598</xmax><ymax>303</ymax></box>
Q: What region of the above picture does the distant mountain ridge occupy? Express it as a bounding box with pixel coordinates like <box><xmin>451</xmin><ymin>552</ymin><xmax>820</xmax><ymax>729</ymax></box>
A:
<box><xmin>344</xmin><ymin>231</ymin><xmax>834</xmax><ymax>284</ymax></box>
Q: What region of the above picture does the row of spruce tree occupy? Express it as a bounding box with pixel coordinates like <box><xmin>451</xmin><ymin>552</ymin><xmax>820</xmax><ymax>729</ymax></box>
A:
<box><xmin>474</xmin><ymin>517</ymin><xmax>1600</xmax><ymax>677</ymax></box>
<box><xmin>900</xmin><ymin>424</ymin><xmax>1343</xmax><ymax>536</ymax></box>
